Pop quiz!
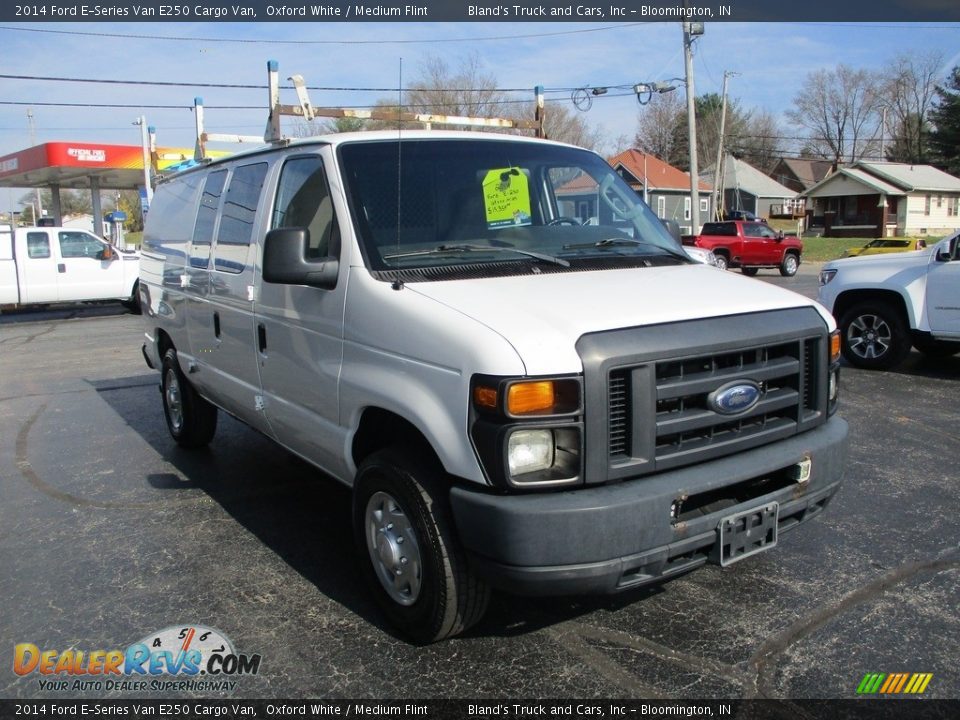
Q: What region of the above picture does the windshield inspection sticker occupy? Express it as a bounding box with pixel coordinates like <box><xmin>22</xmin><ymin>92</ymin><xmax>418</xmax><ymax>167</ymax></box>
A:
<box><xmin>483</xmin><ymin>167</ymin><xmax>532</xmax><ymax>229</ymax></box>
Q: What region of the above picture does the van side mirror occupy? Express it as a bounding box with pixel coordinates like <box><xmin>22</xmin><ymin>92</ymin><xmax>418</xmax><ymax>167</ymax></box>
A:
<box><xmin>263</xmin><ymin>228</ymin><xmax>338</xmax><ymax>289</ymax></box>
<box><xmin>99</xmin><ymin>245</ymin><xmax>115</xmax><ymax>261</ymax></box>
<box><xmin>776</xmin><ymin>230</ymin><xmax>784</xmax><ymax>241</ymax></box>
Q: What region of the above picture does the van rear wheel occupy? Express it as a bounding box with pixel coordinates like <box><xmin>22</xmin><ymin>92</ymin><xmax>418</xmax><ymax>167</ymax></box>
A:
<box><xmin>353</xmin><ymin>447</ymin><xmax>489</xmax><ymax>643</ymax></box>
<box><xmin>161</xmin><ymin>349</ymin><xmax>217</xmax><ymax>448</ymax></box>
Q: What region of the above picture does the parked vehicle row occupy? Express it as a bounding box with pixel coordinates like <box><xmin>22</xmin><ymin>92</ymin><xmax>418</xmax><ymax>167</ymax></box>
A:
<box><xmin>818</xmin><ymin>232</ymin><xmax>960</xmax><ymax>369</ymax></box>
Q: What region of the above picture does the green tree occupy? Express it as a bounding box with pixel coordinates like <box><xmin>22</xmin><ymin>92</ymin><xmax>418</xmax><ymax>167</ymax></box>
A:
<box><xmin>928</xmin><ymin>66</ymin><xmax>960</xmax><ymax>176</ymax></box>
<box><xmin>885</xmin><ymin>112</ymin><xmax>932</xmax><ymax>164</ymax></box>
<box><xmin>115</xmin><ymin>190</ymin><xmax>145</xmax><ymax>233</ymax></box>
<box><xmin>18</xmin><ymin>188</ymin><xmax>92</xmax><ymax>223</ymax></box>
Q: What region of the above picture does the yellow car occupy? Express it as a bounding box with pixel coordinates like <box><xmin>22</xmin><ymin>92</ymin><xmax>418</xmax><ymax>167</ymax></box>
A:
<box><xmin>845</xmin><ymin>238</ymin><xmax>927</xmax><ymax>257</ymax></box>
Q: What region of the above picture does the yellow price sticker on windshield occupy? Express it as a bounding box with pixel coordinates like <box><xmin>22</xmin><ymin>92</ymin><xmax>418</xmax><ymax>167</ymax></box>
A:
<box><xmin>482</xmin><ymin>167</ymin><xmax>532</xmax><ymax>229</ymax></box>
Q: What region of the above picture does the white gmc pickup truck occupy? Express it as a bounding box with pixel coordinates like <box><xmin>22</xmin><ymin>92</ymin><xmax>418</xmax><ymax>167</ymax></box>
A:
<box><xmin>818</xmin><ymin>231</ymin><xmax>960</xmax><ymax>369</ymax></box>
<box><xmin>0</xmin><ymin>226</ymin><xmax>140</xmax><ymax>311</ymax></box>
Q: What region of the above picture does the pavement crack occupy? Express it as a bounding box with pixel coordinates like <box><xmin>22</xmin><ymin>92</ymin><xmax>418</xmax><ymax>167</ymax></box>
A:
<box><xmin>572</xmin><ymin>622</ymin><xmax>752</xmax><ymax>689</ymax></box>
<box><xmin>546</xmin><ymin>624</ymin><xmax>668</xmax><ymax>698</ymax></box>
<box><xmin>16</xmin><ymin>403</ymin><xmax>169</xmax><ymax>511</ymax></box>
<box><xmin>747</xmin><ymin>545</ymin><xmax>960</xmax><ymax>698</ymax></box>
<box><xmin>0</xmin><ymin>323</ymin><xmax>56</xmax><ymax>346</ymax></box>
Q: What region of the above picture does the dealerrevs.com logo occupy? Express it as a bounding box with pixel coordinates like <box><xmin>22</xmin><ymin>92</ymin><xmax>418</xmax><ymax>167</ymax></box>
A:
<box><xmin>13</xmin><ymin>625</ymin><xmax>261</xmax><ymax>693</ymax></box>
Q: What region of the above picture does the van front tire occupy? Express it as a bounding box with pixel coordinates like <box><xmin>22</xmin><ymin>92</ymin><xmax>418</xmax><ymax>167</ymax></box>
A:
<box><xmin>161</xmin><ymin>349</ymin><xmax>218</xmax><ymax>448</ymax></box>
<box><xmin>353</xmin><ymin>447</ymin><xmax>489</xmax><ymax>643</ymax></box>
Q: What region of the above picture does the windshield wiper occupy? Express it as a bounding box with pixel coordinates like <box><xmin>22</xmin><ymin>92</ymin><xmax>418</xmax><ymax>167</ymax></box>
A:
<box><xmin>384</xmin><ymin>243</ymin><xmax>570</xmax><ymax>267</ymax></box>
<box><xmin>563</xmin><ymin>237</ymin><xmax>689</xmax><ymax>261</ymax></box>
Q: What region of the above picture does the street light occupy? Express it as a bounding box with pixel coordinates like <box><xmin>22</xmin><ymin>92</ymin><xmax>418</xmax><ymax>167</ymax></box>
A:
<box><xmin>132</xmin><ymin>116</ymin><xmax>153</xmax><ymax>209</ymax></box>
<box><xmin>634</xmin><ymin>80</ymin><xmax>680</xmax><ymax>106</ymax></box>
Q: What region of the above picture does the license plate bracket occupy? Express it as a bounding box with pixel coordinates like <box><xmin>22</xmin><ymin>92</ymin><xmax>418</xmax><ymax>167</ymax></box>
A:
<box><xmin>712</xmin><ymin>502</ymin><xmax>779</xmax><ymax>567</ymax></box>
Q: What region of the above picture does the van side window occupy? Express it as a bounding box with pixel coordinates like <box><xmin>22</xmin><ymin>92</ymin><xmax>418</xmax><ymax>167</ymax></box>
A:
<box><xmin>27</xmin><ymin>232</ymin><xmax>50</xmax><ymax>259</ymax></box>
<box><xmin>272</xmin><ymin>156</ymin><xmax>339</xmax><ymax>258</ymax></box>
<box><xmin>192</xmin><ymin>169</ymin><xmax>228</xmax><ymax>269</ymax></box>
<box><xmin>215</xmin><ymin>162</ymin><xmax>268</xmax><ymax>274</ymax></box>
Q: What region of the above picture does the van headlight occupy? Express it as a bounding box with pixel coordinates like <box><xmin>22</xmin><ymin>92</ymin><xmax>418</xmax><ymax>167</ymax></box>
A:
<box><xmin>508</xmin><ymin>429</ymin><xmax>555</xmax><ymax>475</ymax></box>
<box><xmin>471</xmin><ymin>375</ymin><xmax>583</xmax><ymax>489</ymax></box>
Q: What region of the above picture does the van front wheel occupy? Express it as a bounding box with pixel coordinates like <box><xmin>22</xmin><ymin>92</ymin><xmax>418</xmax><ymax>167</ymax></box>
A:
<box><xmin>353</xmin><ymin>447</ymin><xmax>489</xmax><ymax>643</ymax></box>
<box><xmin>161</xmin><ymin>349</ymin><xmax>217</xmax><ymax>448</ymax></box>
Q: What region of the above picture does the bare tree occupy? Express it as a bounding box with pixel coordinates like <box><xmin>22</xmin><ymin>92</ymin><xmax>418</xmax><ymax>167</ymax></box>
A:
<box><xmin>733</xmin><ymin>110</ymin><xmax>785</xmax><ymax>172</ymax></box>
<box><xmin>405</xmin><ymin>54</ymin><xmax>512</xmax><ymax>121</ymax></box>
<box><xmin>538</xmin><ymin>101</ymin><xmax>604</xmax><ymax>150</ymax></box>
<box><xmin>787</xmin><ymin>65</ymin><xmax>882</xmax><ymax>164</ymax></box>
<box><xmin>634</xmin><ymin>91</ymin><xmax>685</xmax><ymax>165</ymax></box>
<box><xmin>880</xmin><ymin>51</ymin><xmax>943</xmax><ymax>163</ymax></box>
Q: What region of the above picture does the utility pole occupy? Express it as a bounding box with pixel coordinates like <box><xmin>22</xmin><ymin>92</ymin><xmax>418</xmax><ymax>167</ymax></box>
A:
<box><xmin>879</xmin><ymin>105</ymin><xmax>887</xmax><ymax>162</ymax></box>
<box><xmin>712</xmin><ymin>71</ymin><xmax>737</xmax><ymax>221</ymax></box>
<box><xmin>683</xmin><ymin>18</ymin><xmax>702</xmax><ymax>234</ymax></box>
<box><xmin>27</xmin><ymin>109</ymin><xmax>43</xmax><ymax>222</ymax></box>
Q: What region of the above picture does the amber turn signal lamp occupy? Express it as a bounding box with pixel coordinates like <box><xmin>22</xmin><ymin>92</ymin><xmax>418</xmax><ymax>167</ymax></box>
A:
<box><xmin>473</xmin><ymin>385</ymin><xmax>499</xmax><ymax>410</ymax></box>
<box><xmin>830</xmin><ymin>331</ymin><xmax>841</xmax><ymax>363</ymax></box>
<box><xmin>507</xmin><ymin>381</ymin><xmax>556</xmax><ymax>415</ymax></box>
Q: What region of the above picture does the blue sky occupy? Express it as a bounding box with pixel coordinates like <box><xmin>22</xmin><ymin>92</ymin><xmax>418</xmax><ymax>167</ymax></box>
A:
<box><xmin>1</xmin><ymin>21</ymin><xmax>960</xmax><ymax>210</ymax></box>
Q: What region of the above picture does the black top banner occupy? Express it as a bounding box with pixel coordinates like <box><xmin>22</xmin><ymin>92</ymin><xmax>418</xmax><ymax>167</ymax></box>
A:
<box><xmin>3</xmin><ymin>0</ymin><xmax>960</xmax><ymax>23</ymax></box>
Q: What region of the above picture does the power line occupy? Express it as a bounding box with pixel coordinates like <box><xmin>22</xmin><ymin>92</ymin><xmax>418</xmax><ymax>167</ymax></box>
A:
<box><xmin>0</xmin><ymin>23</ymin><xmax>652</xmax><ymax>45</ymax></box>
<box><xmin>0</xmin><ymin>72</ymin><xmax>577</xmax><ymax>94</ymax></box>
<box><xmin>0</xmin><ymin>93</ymin><xmax>620</xmax><ymax>112</ymax></box>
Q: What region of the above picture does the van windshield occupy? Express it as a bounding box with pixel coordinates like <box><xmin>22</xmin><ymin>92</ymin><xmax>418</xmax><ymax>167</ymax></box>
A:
<box><xmin>337</xmin><ymin>138</ymin><xmax>687</xmax><ymax>277</ymax></box>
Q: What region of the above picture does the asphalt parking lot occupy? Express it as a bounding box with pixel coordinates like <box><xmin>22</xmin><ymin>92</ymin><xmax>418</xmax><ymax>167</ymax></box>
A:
<box><xmin>2</xmin><ymin>264</ymin><xmax>958</xmax><ymax>702</ymax></box>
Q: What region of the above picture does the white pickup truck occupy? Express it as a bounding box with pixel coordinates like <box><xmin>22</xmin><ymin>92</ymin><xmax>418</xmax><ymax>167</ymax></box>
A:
<box><xmin>818</xmin><ymin>231</ymin><xmax>960</xmax><ymax>369</ymax></box>
<box><xmin>0</xmin><ymin>226</ymin><xmax>140</xmax><ymax>311</ymax></box>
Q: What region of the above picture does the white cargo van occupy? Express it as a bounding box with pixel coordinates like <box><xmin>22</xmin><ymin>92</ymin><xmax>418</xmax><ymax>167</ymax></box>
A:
<box><xmin>1</xmin><ymin>226</ymin><xmax>140</xmax><ymax>310</ymax></box>
<box><xmin>140</xmin><ymin>131</ymin><xmax>848</xmax><ymax>642</ymax></box>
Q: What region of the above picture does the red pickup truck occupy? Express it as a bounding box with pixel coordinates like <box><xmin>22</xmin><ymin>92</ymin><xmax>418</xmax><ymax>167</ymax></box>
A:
<box><xmin>682</xmin><ymin>221</ymin><xmax>803</xmax><ymax>276</ymax></box>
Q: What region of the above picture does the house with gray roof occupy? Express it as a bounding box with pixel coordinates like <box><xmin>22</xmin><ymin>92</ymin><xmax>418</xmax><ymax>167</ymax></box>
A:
<box><xmin>802</xmin><ymin>161</ymin><xmax>960</xmax><ymax>238</ymax></box>
<box><xmin>769</xmin><ymin>158</ymin><xmax>833</xmax><ymax>194</ymax></box>
<box><xmin>701</xmin><ymin>154</ymin><xmax>800</xmax><ymax>220</ymax></box>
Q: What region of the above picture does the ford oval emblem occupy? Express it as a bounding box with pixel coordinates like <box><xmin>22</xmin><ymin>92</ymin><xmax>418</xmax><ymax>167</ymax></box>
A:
<box><xmin>708</xmin><ymin>381</ymin><xmax>762</xmax><ymax>415</ymax></box>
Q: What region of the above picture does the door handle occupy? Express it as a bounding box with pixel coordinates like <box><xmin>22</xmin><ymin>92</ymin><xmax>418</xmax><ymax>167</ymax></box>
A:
<box><xmin>58</xmin><ymin>263</ymin><xmax>66</xmax><ymax>273</ymax></box>
<box><xmin>213</xmin><ymin>312</ymin><xmax>221</xmax><ymax>339</ymax></box>
<box><xmin>257</xmin><ymin>323</ymin><xmax>267</xmax><ymax>353</ymax></box>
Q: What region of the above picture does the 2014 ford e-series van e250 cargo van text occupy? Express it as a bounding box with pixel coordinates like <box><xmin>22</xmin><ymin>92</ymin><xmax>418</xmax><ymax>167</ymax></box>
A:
<box><xmin>139</xmin><ymin>131</ymin><xmax>848</xmax><ymax>643</ymax></box>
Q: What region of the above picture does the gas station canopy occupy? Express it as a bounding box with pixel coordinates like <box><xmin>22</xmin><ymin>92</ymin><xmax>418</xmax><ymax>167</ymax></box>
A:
<box><xmin>0</xmin><ymin>141</ymin><xmax>194</xmax><ymax>191</ymax></box>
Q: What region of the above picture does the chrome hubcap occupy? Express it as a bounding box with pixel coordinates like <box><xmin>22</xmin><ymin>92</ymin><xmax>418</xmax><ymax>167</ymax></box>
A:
<box><xmin>365</xmin><ymin>491</ymin><xmax>422</xmax><ymax>606</ymax></box>
<box><xmin>164</xmin><ymin>368</ymin><xmax>184</xmax><ymax>431</ymax></box>
<box><xmin>848</xmin><ymin>314</ymin><xmax>891</xmax><ymax>359</ymax></box>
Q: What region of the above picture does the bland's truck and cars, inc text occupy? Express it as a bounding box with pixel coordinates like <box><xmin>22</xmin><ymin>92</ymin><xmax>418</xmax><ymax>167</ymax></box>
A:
<box><xmin>139</xmin><ymin>130</ymin><xmax>848</xmax><ymax>642</ymax></box>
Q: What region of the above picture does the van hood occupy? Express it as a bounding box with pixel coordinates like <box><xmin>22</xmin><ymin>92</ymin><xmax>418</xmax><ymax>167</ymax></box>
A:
<box><xmin>407</xmin><ymin>264</ymin><xmax>831</xmax><ymax>375</ymax></box>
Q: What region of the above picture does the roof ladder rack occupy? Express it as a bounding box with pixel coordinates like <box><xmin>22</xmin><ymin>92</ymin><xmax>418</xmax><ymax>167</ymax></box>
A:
<box><xmin>189</xmin><ymin>60</ymin><xmax>547</xmax><ymax>161</ymax></box>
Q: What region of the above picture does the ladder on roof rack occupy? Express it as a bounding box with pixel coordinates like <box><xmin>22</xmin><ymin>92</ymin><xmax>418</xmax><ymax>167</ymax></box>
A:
<box><xmin>188</xmin><ymin>60</ymin><xmax>546</xmax><ymax>161</ymax></box>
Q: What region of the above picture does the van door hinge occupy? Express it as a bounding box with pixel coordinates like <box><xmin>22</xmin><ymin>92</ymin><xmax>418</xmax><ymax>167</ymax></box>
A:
<box><xmin>247</xmin><ymin>285</ymin><xmax>256</xmax><ymax>302</ymax></box>
<box><xmin>180</xmin><ymin>274</ymin><xmax>190</xmax><ymax>288</ymax></box>
<box><xmin>254</xmin><ymin>395</ymin><xmax>265</xmax><ymax>411</ymax></box>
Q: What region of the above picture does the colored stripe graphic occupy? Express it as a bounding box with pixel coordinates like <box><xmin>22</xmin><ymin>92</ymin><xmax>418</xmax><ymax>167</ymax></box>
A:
<box><xmin>857</xmin><ymin>672</ymin><xmax>932</xmax><ymax>694</ymax></box>
<box><xmin>857</xmin><ymin>673</ymin><xmax>886</xmax><ymax>694</ymax></box>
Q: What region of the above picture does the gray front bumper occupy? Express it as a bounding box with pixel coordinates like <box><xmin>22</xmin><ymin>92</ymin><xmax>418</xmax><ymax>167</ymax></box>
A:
<box><xmin>450</xmin><ymin>416</ymin><xmax>848</xmax><ymax>595</ymax></box>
